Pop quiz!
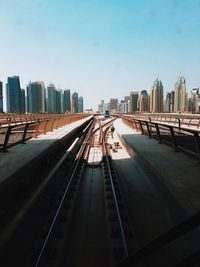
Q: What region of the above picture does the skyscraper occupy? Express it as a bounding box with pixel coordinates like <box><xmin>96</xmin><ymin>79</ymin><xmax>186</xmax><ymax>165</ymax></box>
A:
<box><xmin>0</xmin><ymin>81</ymin><xmax>3</xmax><ymax>113</ymax></box>
<box><xmin>63</xmin><ymin>89</ymin><xmax>71</xmax><ymax>113</ymax></box>
<box><xmin>21</xmin><ymin>89</ymin><xmax>25</xmax><ymax>113</ymax></box>
<box><xmin>55</xmin><ymin>90</ymin><xmax>62</xmax><ymax>113</ymax></box>
<box><xmin>138</xmin><ymin>90</ymin><xmax>148</xmax><ymax>112</ymax></box>
<box><xmin>174</xmin><ymin>76</ymin><xmax>186</xmax><ymax>112</ymax></box>
<box><xmin>150</xmin><ymin>79</ymin><xmax>164</xmax><ymax>113</ymax></box>
<box><xmin>6</xmin><ymin>76</ymin><xmax>21</xmax><ymax>113</ymax></box>
<box><xmin>98</xmin><ymin>99</ymin><xmax>105</xmax><ymax>113</ymax></box>
<box><xmin>78</xmin><ymin>96</ymin><xmax>84</xmax><ymax>113</ymax></box>
<box><xmin>189</xmin><ymin>88</ymin><xmax>200</xmax><ymax>113</ymax></box>
<box><xmin>110</xmin><ymin>98</ymin><xmax>118</xmax><ymax>113</ymax></box>
<box><xmin>124</xmin><ymin>96</ymin><xmax>129</xmax><ymax>113</ymax></box>
<box><xmin>72</xmin><ymin>92</ymin><xmax>78</xmax><ymax>113</ymax></box>
<box><xmin>165</xmin><ymin>92</ymin><xmax>171</xmax><ymax>112</ymax></box>
<box><xmin>165</xmin><ymin>91</ymin><xmax>174</xmax><ymax>113</ymax></box>
<box><xmin>130</xmin><ymin>91</ymin><xmax>139</xmax><ymax>113</ymax></box>
<box><xmin>27</xmin><ymin>81</ymin><xmax>45</xmax><ymax>113</ymax></box>
<box><xmin>47</xmin><ymin>83</ymin><xmax>56</xmax><ymax>113</ymax></box>
<box><xmin>119</xmin><ymin>100</ymin><xmax>127</xmax><ymax>113</ymax></box>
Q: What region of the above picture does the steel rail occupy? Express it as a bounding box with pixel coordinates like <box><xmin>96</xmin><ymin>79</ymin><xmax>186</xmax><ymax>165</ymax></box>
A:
<box><xmin>102</xmin><ymin>125</ymin><xmax>129</xmax><ymax>258</ymax></box>
<box><xmin>34</xmin><ymin>120</ymin><xmax>95</xmax><ymax>267</ymax></box>
<box><xmin>34</xmin><ymin>118</ymin><xmax>117</xmax><ymax>266</ymax></box>
<box><xmin>90</xmin><ymin>117</ymin><xmax>116</xmax><ymax>138</ymax></box>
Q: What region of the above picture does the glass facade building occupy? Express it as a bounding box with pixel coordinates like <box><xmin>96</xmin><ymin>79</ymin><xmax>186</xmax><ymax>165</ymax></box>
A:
<box><xmin>174</xmin><ymin>76</ymin><xmax>186</xmax><ymax>112</ymax></box>
<box><xmin>130</xmin><ymin>91</ymin><xmax>139</xmax><ymax>112</ymax></box>
<box><xmin>138</xmin><ymin>90</ymin><xmax>148</xmax><ymax>112</ymax></box>
<box><xmin>150</xmin><ymin>79</ymin><xmax>164</xmax><ymax>113</ymax></box>
<box><xmin>27</xmin><ymin>81</ymin><xmax>45</xmax><ymax>113</ymax></box>
<box><xmin>0</xmin><ymin>81</ymin><xmax>3</xmax><ymax>113</ymax></box>
<box><xmin>63</xmin><ymin>89</ymin><xmax>71</xmax><ymax>113</ymax></box>
<box><xmin>21</xmin><ymin>89</ymin><xmax>25</xmax><ymax>113</ymax></box>
<box><xmin>6</xmin><ymin>76</ymin><xmax>21</xmax><ymax>113</ymax></box>
<box><xmin>72</xmin><ymin>92</ymin><xmax>79</xmax><ymax>113</ymax></box>
<box><xmin>55</xmin><ymin>90</ymin><xmax>62</xmax><ymax>113</ymax></box>
<box><xmin>78</xmin><ymin>96</ymin><xmax>84</xmax><ymax>113</ymax></box>
<box><xmin>47</xmin><ymin>83</ymin><xmax>56</xmax><ymax>113</ymax></box>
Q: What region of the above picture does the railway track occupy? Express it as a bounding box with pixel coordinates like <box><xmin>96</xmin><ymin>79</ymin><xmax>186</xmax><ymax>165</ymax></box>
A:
<box><xmin>2</xmin><ymin>116</ymin><xmax>199</xmax><ymax>267</ymax></box>
<box><xmin>0</xmin><ymin>118</ymin><xmax>93</xmax><ymax>267</ymax></box>
<box><xmin>32</xmin><ymin>116</ymin><xmax>136</xmax><ymax>267</ymax></box>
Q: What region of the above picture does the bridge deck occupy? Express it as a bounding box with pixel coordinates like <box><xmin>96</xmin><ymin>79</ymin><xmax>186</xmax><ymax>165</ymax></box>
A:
<box><xmin>0</xmin><ymin>116</ymin><xmax>91</xmax><ymax>184</ymax></box>
<box><xmin>114</xmin><ymin>118</ymin><xmax>200</xmax><ymax>216</ymax></box>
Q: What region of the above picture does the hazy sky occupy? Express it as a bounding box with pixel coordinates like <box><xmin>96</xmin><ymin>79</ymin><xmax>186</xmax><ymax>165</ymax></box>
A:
<box><xmin>0</xmin><ymin>0</ymin><xmax>200</xmax><ymax>110</ymax></box>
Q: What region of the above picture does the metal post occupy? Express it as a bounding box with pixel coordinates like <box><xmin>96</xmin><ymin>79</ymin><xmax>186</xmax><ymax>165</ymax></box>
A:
<box><xmin>2</xmin><ymin>126</ymin><xmax>12</xmax><ymax>152</ymax></box>
<box><xmin>146</xmin><ymin>121</ymin><xmax>151</xmax><ymax>138</ymax></box>
<box><xmin>155</xmin><ymin>123</ymin><xmax>162</xmax><ymax>144</ymax></box>
<box><xmin>34</xmin><ymin>122</ymin><xmax>40</xmax><ymax>138</ymax></box>
<box><xmin>43</xmin><ymin>120</ymin><xmax>49</xmax><ymax>134</ymax></box>
<box><xmin>176</xmin><ymin>118</ymin><xmax>181</xmax><ymax>133</ymax></box>
<box><xmin>21</xmin><ymin>123</ymin><xmax>29</xmax><ymax>144</ymax></box>
<box><xmin>169</xmin><ymin>126</ymin><xmax>178</xmax><ymax>152</ymax></box>
<box><xmin>139</xmin><ymin>121</ymin><xmax>144</xmax><ymax>135</ymax></box>
<box><xmin>193</xmin><ymin>132</ymin><xmax>200</xmax><ymax>159</ymax></box>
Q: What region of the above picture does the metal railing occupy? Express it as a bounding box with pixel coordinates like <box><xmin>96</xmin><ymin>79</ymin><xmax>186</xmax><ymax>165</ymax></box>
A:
<box><xmin>0</xmin><ymin>114</ymin><xmax>90</xmax><ymax>152</ymax></box>
<box><xmin>117</xmin><ymin>115</ymin><xmax>200</xmax><ymax>266</ymax></box>
<box><xmin>123</xmin><ymin>113</ymin><xmax>200</xmax><ymax>129</ymax></box>
<box><xmin>122</xmin><ymin>116</ymin><xmax>200</xmax><ymax>158</ymax></box>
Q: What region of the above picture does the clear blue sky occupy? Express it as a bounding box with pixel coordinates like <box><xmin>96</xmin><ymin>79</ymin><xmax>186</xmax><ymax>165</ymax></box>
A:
<box><xmin>0</xmin><ymin>0</ymin><xmax>200</xmax><ymax>110</ymax></box>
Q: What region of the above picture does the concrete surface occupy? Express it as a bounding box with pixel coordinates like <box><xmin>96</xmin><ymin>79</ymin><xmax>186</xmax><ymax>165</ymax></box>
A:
<box><xmin>0</xmin><ymin>116</ymin><xmax>92</xmax><ymax>184</ymax></box>
<box><xmin>105</xmin><ymin>118</ymin><xmax>200</xmax><ymax>262</ymax></box>
<box><xmin>114</xmin><ymin>118</ymin><xmax>200</xmax><ymax>217</ymax></box>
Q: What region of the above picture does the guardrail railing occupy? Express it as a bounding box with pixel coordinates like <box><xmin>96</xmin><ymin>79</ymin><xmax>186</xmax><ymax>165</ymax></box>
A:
<box><xmin>0</xmin><ymin>114</ymin><xmax>90</xmax><ymax>152</ymax></box>
<box><xmin>122</xmin><ymin>116</ymin><xmax>200</xmax><ymax>158</ymax></box>
<box><xmin>123</xmin><ymin>113</ymin><xmax>200</xmax><ymax>129</ymax></box>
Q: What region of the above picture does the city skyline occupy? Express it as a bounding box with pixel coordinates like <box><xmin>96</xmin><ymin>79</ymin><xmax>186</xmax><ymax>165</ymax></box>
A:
<box><xmin>0</xmin><ymin>74</ymin><xmax>200</xmax><ymax>113</ymax></box>
<box><xmin>1</xmin><ymin>76</ymin><xmax>84</xmax><ymax>114</ymax></box>
<box><xmin>98</xmin><ymin>76</ymin><xmax>200</xmax><ymax>114</ymax></box>
<box><xmin>1</xmin><ymin>1</ymin><xmax>200</xmax><ymax>110</ymax></box>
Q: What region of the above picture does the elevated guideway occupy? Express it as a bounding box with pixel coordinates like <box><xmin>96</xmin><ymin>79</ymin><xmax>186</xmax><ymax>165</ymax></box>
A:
<box><xmin>0</xmin><ymin>116</ymin><xmax>93</xmax><ymax>217</ymax></box>
<box><xmin>0</xmin><ymin>116</ymin><xmax>93</xmax><ymax>183</ymax></box>
<box><xmin>111</xmin><ymin>118</ymin><xmax>200</xmax><ymax>266</ymax></box>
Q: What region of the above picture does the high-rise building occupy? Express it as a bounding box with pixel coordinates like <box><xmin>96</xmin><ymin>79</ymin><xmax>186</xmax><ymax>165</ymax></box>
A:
<box><xmin>6</xmin><ymin>76</ymin><xmax>21</xmax><ymax>113</ymax></box>
<box><xmin>98</xmin><ymin>99</ymin><xmax>105</xmax><ymax>113</ymax></box>
<box><xmin>21</xmin><ymin>89</ymin><xmax>25</xmax><ymax>113</ymax></box>
<box><xmin>27</xmin><ymin>81</ymin><xmax>45</xmax><ymax>113</ymax></box>
<box><xmin>0</xmin><ymin>81</ymin><xmax>3</xmax><ymax>113</ymax></box>
<box><xmin>174</xmin><ymin>76</ymin><xmax>186</xmax><ymax>112</ymax></box>
<box><xmin>196</xmin><ymin>93</ymin><xmax>200</xmax><ymax>113</ymax></box>
<box><xmin>124</xmin><ymin>96</ymin><xmax>130</xmax><ymax>113</ymax></box>
<box><xmin>110</xmin><ymin>98</ymin><xmax>118</xmax><ymax>113</ymax></box>
<box><xmin>78</xmin><ymin>96</ymin><xmax>84</xmax><ymax>113</ymax></box>
<box><xmin>63</xmin><ymin>89</ymin><xmax>71</xmax><ymax>113</ymax></box>
<box><xmin>165</xmin><ymin>91</ymin><xmax>174</xmax><ymax>113</ymax></box>
<box><xmin>171</xmin><ymin>91</ymin><xmax>175</xmax><ymax>112</ymax></box>
<box><xmin>104</xmin><ymin>103</ymin><xmax>110</xmax><ymax>112</ymax></box>
<box><xmin>55</xmin><ymin>90</ymin><xmax>62</xmax><ymax>113</ymax></box>
<box><xmin>130</xmin><ymin>91</ymin><xmax>139</xmax><ymax>113</ymax></box>
<box><xmin>47</xmin><ymin>83</ymin><xmax>56</xmax><ymax>113</ymax></box>
<box><xmin>150</xmin><ymin>79</ymin><xmax>164</xmax><ymax>113</ymax></box>
<box><xmin>138</xmin><ymin>90</ymin><xmax>148</xmax><ymax>112</ymax></box>
<box><xmin>72</xmin><ymin>92</ymin><xmax>79</xmax><ymax>113</ymax></box>
<box><xmin>124</xmin><ymin>96</ymin><xmax>130</xmax><ymax>103</ymax></box>
<box><xmin>189</xmin><ymin>88</ymin><xmax>200</xmax><ymax>113</ymax></box>
<box><xmin>119</xmin><ymin>100</ymin><xmax>127</xmax><ymax>113</ymax></box>
<box><xmin>165</xmin><ymin>93</ymin><xmax>171</xmax><ymax>112</ymax></box>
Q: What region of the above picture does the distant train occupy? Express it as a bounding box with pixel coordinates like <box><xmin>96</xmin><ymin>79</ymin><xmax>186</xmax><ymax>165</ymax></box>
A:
<box><xmin>104</xmin><ymin>110</ymin><xmax>110</xmax><ymax>118</ymax></box>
